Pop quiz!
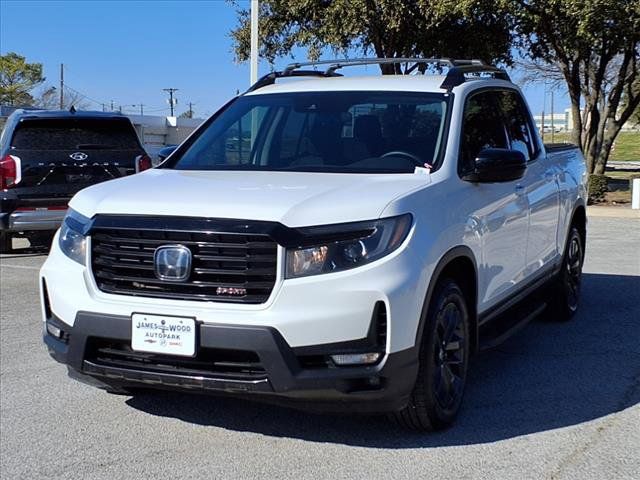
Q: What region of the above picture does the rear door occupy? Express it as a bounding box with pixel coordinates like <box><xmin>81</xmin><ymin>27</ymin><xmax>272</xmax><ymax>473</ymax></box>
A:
<box><xmin>9</xmin><ymin>117</ymin><xmax>143</xmax><ymax>195</ymax></box>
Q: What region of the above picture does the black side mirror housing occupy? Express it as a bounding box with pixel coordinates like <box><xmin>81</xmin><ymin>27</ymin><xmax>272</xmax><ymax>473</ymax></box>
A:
<box><xmin>462</xmin><ymin>148</ymin><xmax>527</xmax><ymax>183</ymax></box>
<box><xmin>158</xmin><ymin>145</ymin><xmax>178</xmax><ymax>162</ymax></box>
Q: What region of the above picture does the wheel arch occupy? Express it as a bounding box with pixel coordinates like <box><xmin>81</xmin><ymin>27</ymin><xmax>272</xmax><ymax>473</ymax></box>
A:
<box><xmin>415</xmin><ymin>246</ymin><xmax>479</xmax><ymax>353</ymax></box>
<box><xmin>571</xmin><ymin>203</ymin><xmax>586</xmax><ymax>252</ymax></box>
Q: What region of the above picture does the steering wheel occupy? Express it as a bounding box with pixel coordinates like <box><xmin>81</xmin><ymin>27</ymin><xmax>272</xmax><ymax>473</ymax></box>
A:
<box><xmin>380</xmin><ymin>150</ymin><xmax>424</xmax><ymax>167</ymax></box>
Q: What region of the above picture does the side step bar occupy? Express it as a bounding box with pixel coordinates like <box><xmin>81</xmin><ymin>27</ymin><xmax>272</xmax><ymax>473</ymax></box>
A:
<box><xmin>478</xmin><ymin>301</ymin><xmax>547</xmax><ymax>351</ymax></box>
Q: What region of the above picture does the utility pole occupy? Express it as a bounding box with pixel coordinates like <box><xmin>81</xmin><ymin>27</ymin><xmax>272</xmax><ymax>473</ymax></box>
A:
<box><xmin>250</xmin><ymin>0</ymin><xmax>259</xmax><ymax>85</ymax></box>
<box><xmin>250</xmin><ymin>0</ymin><xmax>259</xmax><ymax>146</ymax></box>
<box><xmin>110</xmin><ymin>100</ymin><xmax>114</xmax><ymax>111</ymax></box>
<box><xmin>163</xmin><ymin>88</ymin><xmax>178</xmax><ymax>116</ymax></box>
<box><xmin>101</xmin><ymin>103</ymin><xmax>106</xmax><ymax>112</ymax></box>
<box><xmin>188</xmin><ymin>102</ymin><xmax>194</xmax><ymax>118</ymax></box>
<box><xmin>132</xmin><ymin>104</ymin><xmax>144</xmax><ymax>116</ymax></box>
<box><xmin>59</xmin><ymin>63</ymin><xmax>64</xmax><ymax>109</ymax></box>
<box><xmin>550</xmin><ymin>90</ymin><xmax>555</xmax><ymax>143</ymax></box>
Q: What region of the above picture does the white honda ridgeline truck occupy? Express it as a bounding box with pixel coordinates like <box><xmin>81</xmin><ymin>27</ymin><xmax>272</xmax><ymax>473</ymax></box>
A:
<box><xmin>41</xmin><ymin>58</ymin><xmax>587</xmax><ymax>431</ymax></box>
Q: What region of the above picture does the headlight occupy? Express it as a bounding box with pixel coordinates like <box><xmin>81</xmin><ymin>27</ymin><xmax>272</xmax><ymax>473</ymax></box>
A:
<box><xmin>59</xmin><ymin>209</ymin><xmax>91</xmax><ymax>266</ymax></box>
<box><xmin>285</xmin><ymin>214</ymin><xmax>412</xmax><ymax>279</ymax></box>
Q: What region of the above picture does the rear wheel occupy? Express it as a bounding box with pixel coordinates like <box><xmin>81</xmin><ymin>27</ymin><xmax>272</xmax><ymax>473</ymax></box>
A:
<box><xmin>0</xmin><ymin>232</ymin><xmax>12</xmax><ymax>254</ymax></box>
<box><xmin>392</xmin><ymin>279</ymin><xmax>470</xmax><ymax>431</ymax></box>
<box><xmin>548</xmin><ymin>226</ymin><xmax>584</xmax><ymax>320</ymax></box>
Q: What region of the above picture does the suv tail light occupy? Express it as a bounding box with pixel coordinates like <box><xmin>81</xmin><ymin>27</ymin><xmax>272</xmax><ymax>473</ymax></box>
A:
<box><xmin>135</xmin><ymin>154</ymin><xmax>152</xmax><ymax>173</ymax></box>
<box><xmin>0</xmin><ymin>155</ymin><xmax>21</xmax><ymax>190</ymax></box>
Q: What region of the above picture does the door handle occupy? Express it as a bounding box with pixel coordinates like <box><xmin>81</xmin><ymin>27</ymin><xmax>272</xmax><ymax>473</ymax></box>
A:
<box><xmin>515</xmin><ymin>184</ymin><xmax>525</xmax><ymax>195</ymax></box>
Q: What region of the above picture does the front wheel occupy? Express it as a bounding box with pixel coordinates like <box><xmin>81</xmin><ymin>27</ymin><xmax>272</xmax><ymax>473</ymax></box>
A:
<box><xmin>548</xmin><ymin>226</ymin><xmax>584</xmax><ymax>320</ymax></box>
<box><xmin>392</xmin><ymin>279</ymin><xmax>470</xmax><ymax>431</ymax></box>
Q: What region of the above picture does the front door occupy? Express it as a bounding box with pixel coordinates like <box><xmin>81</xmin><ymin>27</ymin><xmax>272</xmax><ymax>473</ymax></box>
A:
<box><xmin>459</xmin><ymin>90</ymin><xmax>529</xmax><ymax>310</ymax></box>
<box><xmin>494</xmin><ymin>90</ymin><xmax>560</xmax><ymax>278</ymax></box>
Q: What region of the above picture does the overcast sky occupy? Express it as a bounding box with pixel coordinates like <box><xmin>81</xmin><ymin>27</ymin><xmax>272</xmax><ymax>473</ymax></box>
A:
<box><xmin>0</xmin><ymin>0</ymin><xmax>568</xmax><ymax>118</ymax></box>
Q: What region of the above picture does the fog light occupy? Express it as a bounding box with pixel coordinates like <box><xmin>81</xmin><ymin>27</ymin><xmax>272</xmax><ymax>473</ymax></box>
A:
<box><xmin>331</xmin><ymin>352</ymin><xmax>381</xmax><ymax>366</ymax></box>
<box><xmin>46</xmin><ymin>322</ymin><xmax>62</xmax><ymax>338</ymax></box>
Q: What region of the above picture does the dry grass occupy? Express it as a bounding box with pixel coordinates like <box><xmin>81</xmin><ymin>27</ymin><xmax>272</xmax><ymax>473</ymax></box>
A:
<box><xmin>547</xmin><ymin>132</ymin><xmax>639</xmax><ymax>162</ymax></box>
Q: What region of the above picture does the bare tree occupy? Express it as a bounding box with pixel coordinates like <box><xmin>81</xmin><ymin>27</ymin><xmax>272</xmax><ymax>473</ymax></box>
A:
<box><xmin>515</xmin><ymin>0</ymin><xmax>640</xmax><ymax>174</ymax></box>
<box><xmin>34</xmin><ymin>85</ymin><xmax>90</xmax><ymax>110</ymax></box>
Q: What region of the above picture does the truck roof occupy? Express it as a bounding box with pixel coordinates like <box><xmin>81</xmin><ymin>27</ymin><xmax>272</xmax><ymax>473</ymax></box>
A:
<box><xmin>245</xmin><ymin>75</ymin><xmax>454</xmax><ymax>95</ymax></box>
<box><xmin>11</xmin><ymin>109</ymin><xmax>129</xmax><ymax>120</ymax></box>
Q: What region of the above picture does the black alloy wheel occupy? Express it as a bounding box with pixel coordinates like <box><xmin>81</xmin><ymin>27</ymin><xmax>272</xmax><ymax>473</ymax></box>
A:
<box><xmin>432</xmin><ymin>301</ymin><xmax>466</xmax><ymax>411</ymax></box>
<box><xmin>392</xmin><ymin>278</ymin><xmax>470</xmax><ymax>431</ymax></box>
<box><xmin>549</xmin><ymin>225</ymin><xmax>584</xmax><ymax>320</ymax></box>
<box><xmin>565</xmin><ymin>232</ymin><xmax>583</xmax><ymax>312</ymax></box>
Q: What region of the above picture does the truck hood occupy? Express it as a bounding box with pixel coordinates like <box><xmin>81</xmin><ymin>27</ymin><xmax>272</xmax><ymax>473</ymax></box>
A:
<box><xmin>70</xmin><ymin>169</ymin><xmax>429</xmax><ymax>227</ymax></box>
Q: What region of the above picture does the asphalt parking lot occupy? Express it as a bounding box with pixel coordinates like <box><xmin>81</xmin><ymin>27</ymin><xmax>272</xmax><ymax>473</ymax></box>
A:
<box><xmin>1</xmin><ymin>215</ymin><xmax>638</xmax><ymax>480</ymax></box>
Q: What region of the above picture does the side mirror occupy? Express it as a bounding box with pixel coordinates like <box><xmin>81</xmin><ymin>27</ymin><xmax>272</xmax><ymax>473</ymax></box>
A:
<box><xmin>462</xmin><ymin>148</ymin><xmax>527</xmax><ymax>183</ymax></box>
<box><xmin>158</xmin><ymin>145</ymin><xmax>178</xmax><ymax>162</ymax></box>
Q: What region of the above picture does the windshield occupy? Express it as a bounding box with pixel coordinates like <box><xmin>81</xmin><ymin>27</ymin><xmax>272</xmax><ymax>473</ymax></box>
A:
<box><xmin>169</xmin><ymin>91</ymin><xmax>448</xmax><ymax>174</ymax></box>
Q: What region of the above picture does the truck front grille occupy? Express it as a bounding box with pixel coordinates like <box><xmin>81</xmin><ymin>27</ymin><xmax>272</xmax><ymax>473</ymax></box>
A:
<box><xmin>90</xmin><ymin>224</ymin><xmax>278</xmax><ymax>304</ymax></box>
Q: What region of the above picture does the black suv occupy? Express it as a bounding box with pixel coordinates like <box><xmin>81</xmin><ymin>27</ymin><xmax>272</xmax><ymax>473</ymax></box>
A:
<box><xmin>0</xmin><ymin>109</ymin><xmax>151</xmax><ymax>252</ymax></box>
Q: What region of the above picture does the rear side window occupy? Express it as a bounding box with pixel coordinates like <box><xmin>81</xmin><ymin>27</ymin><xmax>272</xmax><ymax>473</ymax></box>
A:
<box><xmin>460</xmin><ymin>91</ymin><xmax>508</xmax><ymax>173</ymax></box>
<box><xmin>495</xmin><ymin>90</ymin><xmax>536</xmax><ymax>161</ymax></box>
<box><xmin>10</xmin><ymin>119</ymin><xmax>140</xmax><ymax>150</ymax></box>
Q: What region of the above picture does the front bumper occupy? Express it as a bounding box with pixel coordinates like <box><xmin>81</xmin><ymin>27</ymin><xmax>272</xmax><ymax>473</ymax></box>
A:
<box><xmin>40</xmin><ymin>228</ymin><xmax>427</xmax><ymax>352</ymax></box>
<box><xmin>44</xmin><ymin>311</ymin><xmax>418</xmax><ymax>413</ymax></box>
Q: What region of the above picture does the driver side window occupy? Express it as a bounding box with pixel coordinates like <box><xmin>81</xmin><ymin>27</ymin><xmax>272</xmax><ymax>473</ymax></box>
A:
<box><xmin>460</xmin><ymin>91</ymin><xmax>508</xmax><ymax>174</ymax></box>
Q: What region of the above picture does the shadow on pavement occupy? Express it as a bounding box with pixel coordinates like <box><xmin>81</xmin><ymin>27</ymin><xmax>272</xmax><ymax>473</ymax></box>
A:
<box><xmin>126</xmin><ymin>273</ymin><xmax>640</xmax><ymax>448</ymax></box>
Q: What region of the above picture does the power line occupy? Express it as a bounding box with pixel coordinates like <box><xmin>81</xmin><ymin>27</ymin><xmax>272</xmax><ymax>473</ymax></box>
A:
<box><xmin>57</xmin><ymin>81</ymin><xmax>174</xmax><ymax>116</ymax></box>
<box><xmin>62</xmin><ymin>84</ymin><xmax>108</xmax><ymax>108</ymax></box>
<box><xmin>53</xmin><ymin>64</ymin><xmax>177</xmax><ymax>115</ymax></box>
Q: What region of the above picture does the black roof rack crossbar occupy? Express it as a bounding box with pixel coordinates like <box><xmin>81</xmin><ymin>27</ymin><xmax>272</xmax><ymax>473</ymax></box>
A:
<box><xmin>246</xmin><ymin>58</ymin><xmax>510</xmax><ymax>93</ymax></box>
<box><xmin>440</xmin><ymin>64</ymin><xmax>511</xmax><ymax>90</ymax></box>
<box><xmin>246</xmin><ymin>69</ymin><xmax>342</xmax><ymax>93</ymax></box>
<box><xmin>283</xmin><ymin>57</ymin><xmax>457</xmax><ymax>76</ymax></box>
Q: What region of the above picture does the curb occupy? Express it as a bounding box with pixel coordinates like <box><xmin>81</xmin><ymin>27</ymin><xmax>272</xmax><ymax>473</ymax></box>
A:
<box><xmin>587</xmin><ymin>206</ymin><xmax>640</xmax><ymax>219</ymax></box>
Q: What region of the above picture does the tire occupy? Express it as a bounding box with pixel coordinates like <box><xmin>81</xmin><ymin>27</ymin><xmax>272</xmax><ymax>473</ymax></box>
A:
<box><xmin>28</xmin><ymin>231</ymin><xmax>55</xmax><ymax>250</ymax></box>
<box><xmin>392</xmin><ymin>278</ymin><xmax>470</xmax><ymax>431</ymax></box>
<box><xmin>0</xmin><ymin>232</ymin><xmax>12</xmax><ymax>254</ymax></box>
<box><xmin>548</xmin><ymin>226</ymin><xmax>584</xmax><ymax>321</ymax></box>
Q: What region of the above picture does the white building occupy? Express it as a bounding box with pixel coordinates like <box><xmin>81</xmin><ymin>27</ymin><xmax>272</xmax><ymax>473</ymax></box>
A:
<box><xmin>532</xmin><ymin>111</ymin><xmax>569</xmax><ymax>132</ymax></box>
<box><xmin>126</xmin><ymin>114</ymin><xmax>204</xmax><ymax>159</ymax></box>
<box><xmin>534</xmin><ymin>107</ymin><xmax>639</xmax><ymax>134</ymax></box>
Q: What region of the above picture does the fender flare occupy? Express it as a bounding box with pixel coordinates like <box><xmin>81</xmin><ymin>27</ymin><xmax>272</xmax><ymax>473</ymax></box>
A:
<box><xmin>560</xmin><ymin>201</ymin><xmax>587</xmax><ymax>262</ymax></box>
<box><xmin>414</xmin><ymin>245</ymin><xmax>478</xmax><ymax>350</ymax></box>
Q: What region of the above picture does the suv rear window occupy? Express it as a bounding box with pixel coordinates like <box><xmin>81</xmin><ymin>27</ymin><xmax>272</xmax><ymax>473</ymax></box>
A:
<box><xmin>11</xmin><ymin>118</ymin><xmax>140</xmax><ymax>150</ymax></box>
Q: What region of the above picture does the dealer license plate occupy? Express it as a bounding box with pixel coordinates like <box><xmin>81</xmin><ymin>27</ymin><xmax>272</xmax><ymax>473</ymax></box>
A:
<box><xmin>131</xmin><ymin>313</ymin><xmax>196</xmax><ymax>356</ymax></box>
